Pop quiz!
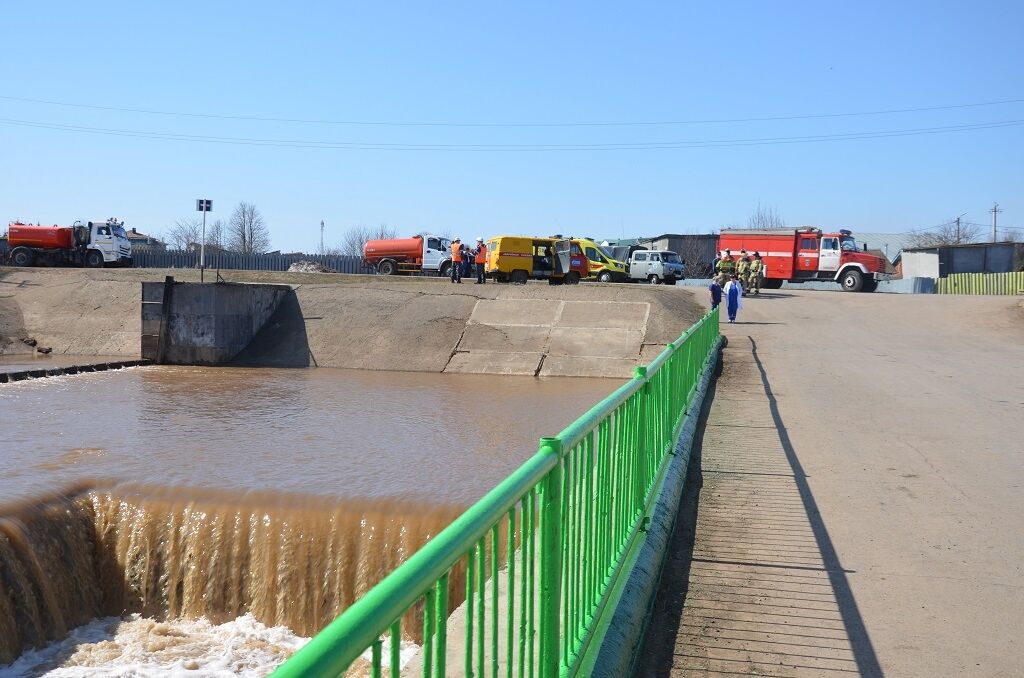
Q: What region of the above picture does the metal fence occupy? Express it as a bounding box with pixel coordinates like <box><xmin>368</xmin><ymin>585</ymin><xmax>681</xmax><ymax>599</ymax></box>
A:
<box><xmin>131</xmin><ymin>250</ymin><xmax>372</xmax><ymax>274</ymax></box>
<box><xmin>936</xmin><ymin>271</ymin><xmax>1024</xmax><ymax>295</ymax></box>
<box><xmin>273</xmin><ymin>308</ymin><xmax>721</xmax><ymax>678</ymax></box>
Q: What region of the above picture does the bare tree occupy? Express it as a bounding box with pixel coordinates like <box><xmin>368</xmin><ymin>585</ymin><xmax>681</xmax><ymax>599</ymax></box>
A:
<box><xmin>747</xmin><ymin>202</ymin><xmax>786</xmax><ymax>230</ymax></box>
<box><xmin>206</xmin><ymin>219</ymin><xmax>225</xmax><ymax>250</ymax></box>
<box><xmin>907</xmin><ymin>221</ymin><xmax>981</xmax><ymax>248</ymax></box>
<box><xmin>338</xmin><ymin>223</ymin><xmax>398</xmax><ymax>257</ymax></box>
<box><xmin>165</xmin><ymin>218</ymin><xmax>202</xmax><ymax>251</ymax></box>
<box><xmin>226</xmin><ymin>202</ymin><xmax>271</xmax><ymax>254</ymax></box>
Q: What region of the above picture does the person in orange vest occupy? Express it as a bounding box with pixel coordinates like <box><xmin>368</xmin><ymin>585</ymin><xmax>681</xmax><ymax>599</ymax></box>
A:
<box><xmin>473</xmin><ymin>237</ymin><xmax>488</xmax><ymax>284</ymax></box>
<box><xmin>450</xmin><ymin>238</ymin><xmax>463</xmax><ymax>283</ymax></box>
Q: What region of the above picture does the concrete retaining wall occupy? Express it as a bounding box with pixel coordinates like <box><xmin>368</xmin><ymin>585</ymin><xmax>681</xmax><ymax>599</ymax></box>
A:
<box><xmin>141</xmin><ymin>280</ymin><xmax>289</xmax><ymax>365</ymax></box>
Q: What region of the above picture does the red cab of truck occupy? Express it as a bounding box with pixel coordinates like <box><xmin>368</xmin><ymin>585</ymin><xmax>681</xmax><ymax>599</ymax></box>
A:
<box><xmin>718</xmin><ymin>227</ymin><xmax>889</xmax><ymax>292</ymax></box>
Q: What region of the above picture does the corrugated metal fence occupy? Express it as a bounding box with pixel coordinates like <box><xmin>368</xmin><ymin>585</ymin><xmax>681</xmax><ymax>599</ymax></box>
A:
<box><xmin>132</xmin><ymin>251</ymin><xmax>372</xmax><ymax>274</ymax></box>
<box><xmin>936</xmin><ymin>272</ymin><xmax>1024</xmax><ymax>295</ymax></box>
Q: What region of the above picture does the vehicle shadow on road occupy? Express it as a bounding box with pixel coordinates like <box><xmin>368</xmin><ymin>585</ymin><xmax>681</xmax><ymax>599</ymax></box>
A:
<box><xmin>747</xmin><ymin>335</ymin><xmax>884</xmax><ymax>677</ymax></box>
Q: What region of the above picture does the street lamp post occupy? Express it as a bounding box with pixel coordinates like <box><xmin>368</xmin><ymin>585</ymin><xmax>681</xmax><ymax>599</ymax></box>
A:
<box><xmin>196</xmin><ymin>199</ymin><xmax>212</xmax><ymax>282</ymax></box>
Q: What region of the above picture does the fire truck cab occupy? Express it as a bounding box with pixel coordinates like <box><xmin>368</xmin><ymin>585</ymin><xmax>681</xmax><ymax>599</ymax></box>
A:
<box><xmin>718</xmin><ymin>227</ymin><xmax>889</xmax><ymax>292</ymax></box>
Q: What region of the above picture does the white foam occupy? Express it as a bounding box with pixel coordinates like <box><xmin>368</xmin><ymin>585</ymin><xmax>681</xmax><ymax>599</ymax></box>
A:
<box><xmin>0</xmin><ymin>614</ymin><xmax>309</xmax><ymax>677</ymax></box>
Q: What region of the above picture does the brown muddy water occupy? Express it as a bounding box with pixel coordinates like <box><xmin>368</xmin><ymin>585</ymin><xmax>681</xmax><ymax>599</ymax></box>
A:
<box><xmin>0</xmin><ymin>365</ymin><xmax>618</xmax><ymax>675</ymax></box>
<box><xmin>0</xmin><ymin>365</ymin><xmax>616</xmax><ymax>504</ymax></box>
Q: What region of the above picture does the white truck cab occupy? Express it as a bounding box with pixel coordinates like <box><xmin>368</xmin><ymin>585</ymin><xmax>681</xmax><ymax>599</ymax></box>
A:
<box><xmin>82</xmin><ymin>219</ymin><xmax>133</xmax><ymax>267</ymax></box>
<box><xmin>422</xmin><ymin>235</ymin><xmax>453</xmax><ymax>273</ymax></box>
<box><xmin>628</xmin><ymin>250</ymin><xmax>686</xmax><ymax>285</ymax></box>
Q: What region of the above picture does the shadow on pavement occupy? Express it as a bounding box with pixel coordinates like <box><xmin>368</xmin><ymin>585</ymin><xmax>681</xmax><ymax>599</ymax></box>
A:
<box><xmin>631</xmin><ymin>363</ymin><xmax>717</xmax><ymax>676</ymax></box>
<box><xmin>746</xmin><ymin>335</ymin><xmax>883</xmax><ymax>677</ymax></box>
<box><xmin>632</xmin><ymin>336</ymin><xmax>883</xmax><ymax>677</ymax></box>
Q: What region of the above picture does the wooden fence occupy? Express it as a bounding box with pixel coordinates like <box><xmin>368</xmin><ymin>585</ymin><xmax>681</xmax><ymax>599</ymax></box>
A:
<box><xmin>131</xmin><ymin>251</ymin><xmax>372</xmax><ymax>274</ymax></box>
<box><xmin>936</xmin><ymin>271</ymin><xmax>1024</xmax><ymax>295</ymax></box>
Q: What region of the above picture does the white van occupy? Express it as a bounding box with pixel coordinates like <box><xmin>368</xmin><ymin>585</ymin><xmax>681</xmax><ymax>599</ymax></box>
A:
<box><xmin>628</xmin><ymin>250</ymin><xmax>686</xmax><ymax>285</ymax></box>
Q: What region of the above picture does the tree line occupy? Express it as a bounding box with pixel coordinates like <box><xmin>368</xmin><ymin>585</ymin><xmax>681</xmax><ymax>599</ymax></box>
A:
<box><xmin>162</xmin><ymin>201</ymin><xmax>270</xmax><ymax>254</ymax></box>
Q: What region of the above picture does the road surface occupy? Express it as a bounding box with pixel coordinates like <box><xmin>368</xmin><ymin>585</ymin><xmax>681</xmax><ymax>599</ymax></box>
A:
<box><xmin>636</xmin><ymin>289</ymin><xmax>1024</xmax><ymax>677</ymax></box>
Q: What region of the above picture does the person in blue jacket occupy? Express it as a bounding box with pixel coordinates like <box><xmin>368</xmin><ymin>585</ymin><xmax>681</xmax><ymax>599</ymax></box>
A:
<box><xmin>724</xmin><ymin>274</ymin><xmax>743</xmax><ymax>323</ymax></box>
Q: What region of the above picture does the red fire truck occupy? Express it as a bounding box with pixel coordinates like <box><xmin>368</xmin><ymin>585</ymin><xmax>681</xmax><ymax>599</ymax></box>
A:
<box><xmin>717</xmin><ymin>228</ymin><xmax>889</xmax><ymax>292</ymax></box>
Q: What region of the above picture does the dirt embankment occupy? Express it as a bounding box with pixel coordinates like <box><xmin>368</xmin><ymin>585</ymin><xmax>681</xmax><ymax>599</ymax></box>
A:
<box><xmin>0</xmin><ymin>268</ymin><xmax>703</xmax><ymax>376</ymax></box>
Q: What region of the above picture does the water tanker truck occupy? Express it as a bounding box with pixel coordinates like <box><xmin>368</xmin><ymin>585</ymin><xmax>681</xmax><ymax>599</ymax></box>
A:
<box><xmin>7</xmin><ymin>219</ymin><xmax>133</xmax><ymax>268</ymax></box>
<box><xmin>363</xmin><ymin>234</ymin><xmax>453</xmax><ymax>276</ymax></box>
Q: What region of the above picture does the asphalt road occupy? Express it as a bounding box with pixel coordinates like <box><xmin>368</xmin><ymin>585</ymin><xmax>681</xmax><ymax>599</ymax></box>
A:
<box><xmin>637</xmin><ymin>289</ymin><xmax>1024</xmax><ymax>677</ymax></box>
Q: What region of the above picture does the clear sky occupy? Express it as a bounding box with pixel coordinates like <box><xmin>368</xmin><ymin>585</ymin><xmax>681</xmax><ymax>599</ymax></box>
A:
<box><xmin>2</xmin><ymin>1</ymin><xmax>1022</xmax><ymax>251</ymax></box>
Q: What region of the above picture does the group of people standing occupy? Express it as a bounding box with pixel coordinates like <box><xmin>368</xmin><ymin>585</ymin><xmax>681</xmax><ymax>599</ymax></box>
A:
<box><xmin>714</xmin><ymin>249</ymin><xmax>763</xmax><ymax>293</ymax></box>
<box><xmin>710</xmin><ymin>249</ymin><xmax>764</xmax><ymax>324</ymax></box>
<box><xmin>449</xmin><ymin>237</ymin><xmax>488</xmax><ymax>284</ymax></box>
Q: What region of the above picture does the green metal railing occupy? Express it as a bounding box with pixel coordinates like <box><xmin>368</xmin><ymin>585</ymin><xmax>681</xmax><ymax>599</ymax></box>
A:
<box><xmin>936</xmin><ymin>271</ymin><xmax>1024</xmax><ymax>295</ymax></box>
<box><xmin>274</xmin><ymin>307</ymin><xmax>721</xmax><ymax>678</ymax></box>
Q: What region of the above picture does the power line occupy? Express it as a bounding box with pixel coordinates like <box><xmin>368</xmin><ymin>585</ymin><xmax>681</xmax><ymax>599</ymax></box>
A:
<box><xmin>0</xmin><ymin>93</ymin><xmax>1022</xmax><ymax>127</ymax></box>
<box><xmin>0</xmin><ymin>116</ymin><xmax>1021</xmax><ymax>151</ymax></box>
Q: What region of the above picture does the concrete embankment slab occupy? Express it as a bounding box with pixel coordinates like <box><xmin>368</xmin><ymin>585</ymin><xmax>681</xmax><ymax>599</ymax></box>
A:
<box><xmin>0</xmin><ymin>269</ymin><xmax>704</xmax><ymax>377</ymax></box>
<box><xmin>448</xmin><ymin>298</ymin><xmax>655</xmax><ymax>377</ymax></box>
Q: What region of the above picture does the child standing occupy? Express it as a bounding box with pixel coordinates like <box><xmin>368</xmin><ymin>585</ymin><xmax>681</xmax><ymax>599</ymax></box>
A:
<box><xmin>724</xmin><ymin>274</ymin><xmax>743</xmax><ymax>323</ymax></box>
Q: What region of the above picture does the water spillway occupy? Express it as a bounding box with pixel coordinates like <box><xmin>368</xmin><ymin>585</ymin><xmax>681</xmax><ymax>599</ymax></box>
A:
<box><xmin>0</xmin><ymin>365</ymin><xmax>617</xmax><ymax>672</ymax></box>
<box><xmin>0</xmin><ymin>484</ymin><xmax>462</xmax><ymax>664</ymax></box>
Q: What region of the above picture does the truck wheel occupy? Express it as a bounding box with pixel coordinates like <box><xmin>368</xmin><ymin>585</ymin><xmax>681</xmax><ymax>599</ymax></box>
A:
<box><xmin>761</xmin><ymin>278</ymin><xmax>783</xmax><ymax>289</ymax></box>
<box><xmin>511</xmin><ymin>269</ymin><xmax>528</xmax><ymax>285</ymax></box>
<box><xmin>665</xmin><ymin>278</ymin><xmax>677</xmax><ymax>286</ymax></box>
<box><xmin>862</xmin><ymin>279</ymin><xmax>879</xmax><ymax>293</ymax></box>
<box><xmin>840</xmin><ymin>269</ymin><xmax>864</xmax><ymax>292</ymax></box>
<box><xmin>648</xmin><ymin>274</ymin><xmax>661</xmax><ymax>285</ymax></box>
<box><xmin>438</xmin><ymin>262</ymin><xmax>452</xmax><ymax>278</ymax></box>
<box><xmin>564</xmin><ymin>272</ymin><xmax>580</xmax><ymax>285</ymax></box>
<box><xmin>10</xmin><ymin>247</ymin><xmax>34</xmax><ymax>267</ymax></box>
<box><xmin>377</xmin><ymin>259</ymin><xmax>397</xmax><ymax>276</ymax></box>
<box><xmin>597</xmin><ymin>271</ymin><xmax>613</xmax><ymax>283</ymax></box>
<box><xmin>85</xmin><ymin>250</ymin><xmax>105</xmax><ymax>268</ymax></box>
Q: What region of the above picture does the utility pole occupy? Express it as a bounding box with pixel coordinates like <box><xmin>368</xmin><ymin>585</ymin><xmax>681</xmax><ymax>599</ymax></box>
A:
<box><xmin>955</xmin><ymin>216</ymin><xmax>961</xmax><ymax>244</ymax></box>
<box><xmin>320</xmin><ymin>219</ymin><xmax>325</xmax><ymax>254</ymax></box>
<box><xmin>990</xmin><ymin>202</ymin><xmax>1002</xmax><ymax>242</ymax></box>
<box><xmin>196</xmin><ymin>199</ymin><xmax>212</xmax><ymax>282</ymax></box>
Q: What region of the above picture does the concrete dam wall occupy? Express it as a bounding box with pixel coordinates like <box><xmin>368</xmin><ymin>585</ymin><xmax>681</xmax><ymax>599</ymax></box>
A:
<box><xmin>1</xmin><ymin>269</ymin><xmax>703</xmax><ymax>377</ymax></box>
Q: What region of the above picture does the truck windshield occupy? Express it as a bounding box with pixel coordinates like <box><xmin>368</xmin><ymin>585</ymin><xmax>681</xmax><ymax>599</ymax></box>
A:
<box><xmin>662</xmin><ymin>253</ymin><xmax>681</xmax><ymax>263</ymax></box>
<box><xmin>599</xmin><ymin>245</ymin><xmax>617</xmax><ymax>260</ymax></box>
<box><xmin>112</xmin><ymin>225</ymin><xmax>128</xmax><ymax>239</ymax></box>
<box><xmin>841</xmin><ymin>236</ymin><xmax>858</xmax><ymax>251</ymax></box>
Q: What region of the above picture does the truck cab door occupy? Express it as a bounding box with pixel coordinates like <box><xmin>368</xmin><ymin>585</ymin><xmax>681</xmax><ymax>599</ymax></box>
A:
<box><xmin>818</xmin><ymin>236</ymin><xmax>840</xmax><ymax>272</ymax></box>
<box><xmin>423</xmin><ymin>236</ymin><xmax>444</xmax><ymax>269</ymax></box>
<box><xmin>92</xmin><ymin>224</ymin><xmax>115</xmax><ymax>260</ymax></box>
<box><xmin>796</xmin><ymin>236</ymin><xmax>819</xmax><ymax>273</ymax></box>
<box><xmin>629</xmin><ymin>252</ymin><xmax>647</xmax><ymax>279</ymax></box>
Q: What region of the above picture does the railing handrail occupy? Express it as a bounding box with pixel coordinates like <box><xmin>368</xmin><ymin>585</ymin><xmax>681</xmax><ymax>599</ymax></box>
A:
<box><xmin>274</xmin><ymin>308</ymin><xmax>720</xmax><ymax>677</ymax></box>
<box><xmin>554</xmin><ymin>315</ymin><xmax>707</xmax><ymax>451</ymax></box>
<box><xmin>273</xmin><ymin>447</ymin><xmax>559</xmax><ymax>677</ymax></box>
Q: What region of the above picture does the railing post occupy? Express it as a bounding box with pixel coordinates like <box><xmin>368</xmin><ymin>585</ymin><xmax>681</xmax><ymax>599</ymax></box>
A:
<box><xmin>538</xmin><ymin>436</ymin><xmax>563</xmax><ymax>678</ymax></box>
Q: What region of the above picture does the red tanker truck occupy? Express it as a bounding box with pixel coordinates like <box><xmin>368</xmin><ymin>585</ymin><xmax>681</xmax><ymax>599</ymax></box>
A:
<box><xmin>717</xmin><ymin>227</ymin><xmax>889</xmax><ymax>292</ymax></box>
<box><xmin>363</xmin><ymin>234</ymin><xmax>453</xmax><ymax>276</ymax></box>
<box><xmin>7</xmin><ymin>219</ymin><xmax>133</xmax><ymax>268</ymax></box>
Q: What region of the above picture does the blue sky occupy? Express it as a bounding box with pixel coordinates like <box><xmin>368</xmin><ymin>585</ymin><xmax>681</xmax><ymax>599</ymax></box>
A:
<box><xmin>2</xmin><ymin>1</ymin><xmax>1022</xmax><ymax>251</ymax></box>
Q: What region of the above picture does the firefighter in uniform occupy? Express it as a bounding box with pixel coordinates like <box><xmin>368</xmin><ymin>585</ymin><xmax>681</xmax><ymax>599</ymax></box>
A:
<box><xmin>715</xmin><ymin>249</ymin><xmax>735</xmax><ymax>285</ymax></box>
<box><xmin>473</xmin><ymin>237</ymin><xmax>488</xmax><ymax>284</ymax></box>
<box><xmin>450</xmin><ymin>238</ymin><xmax>463</xmax><ymax>283</ymax></box>
<box><xmin>736</xmin><ymin>250</ymin><xmax>750</xmax><ymax>292</ymax></box>
<box><xmin>749</xmin><ymin>252</ymin><xmax>763</xmax><ymax>295</ymax></box>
